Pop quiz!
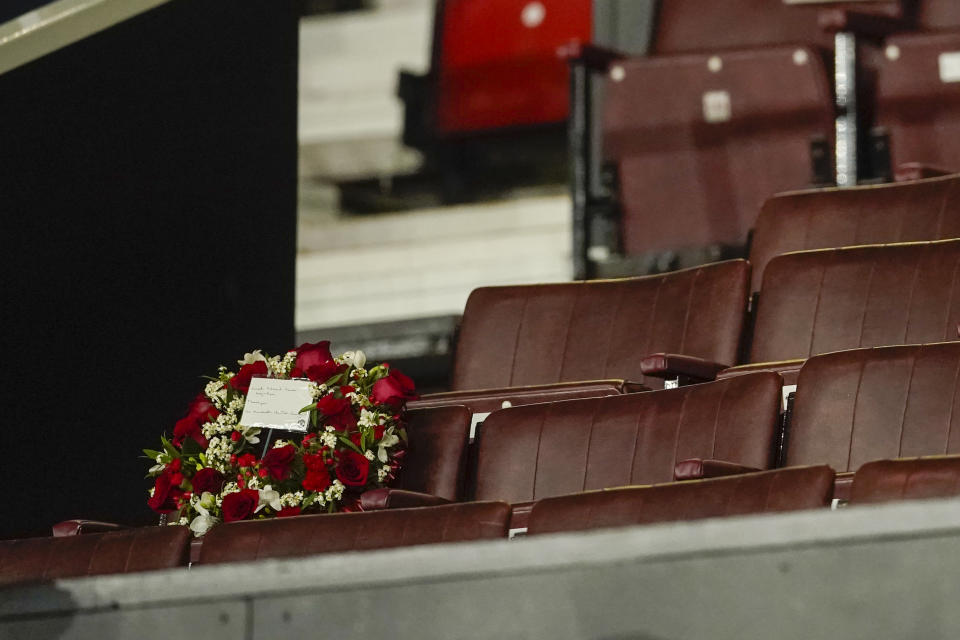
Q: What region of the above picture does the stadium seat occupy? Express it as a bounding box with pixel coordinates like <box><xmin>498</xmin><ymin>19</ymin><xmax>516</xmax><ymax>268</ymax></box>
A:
<box><xmin>0</xmin><ymin>526</ymin><xmax>190</xmax><ymax>587</ymax></box>
<box><xmin>871</xmin><ymin>1</ymin><xmax>960</xmax><ymax>172</ymax></box>
<box><xmin>748</xmin><ymin>174</ymin><xmax>960</xmax><ymax>295</ymax></box>
<box><xmin>717</xmin><ymin>239</ymin><xmax>960</xmax><ymax>385</ymax></box>
<box><xmin>786</xmin><ymin>342</ymin><xmax>960</xmax><ymax>499</ymax></box>
<box><xmin>526</xmin><ymin>465</ymin><xmax>835</xmax><ymax>536</ymax></box>
<box><xmin>469</xmin><ymin>373</ymin><xmax>782</xmax><ymax>528</ymax></box>
<box><xmin>197</xmin><ymin>502</ymin><xmax>511</xmax><ymax>565</ymax></box>
<box><xmin>410</xmin><ymin>259</ymin><xmax>750</xmax><ymax>417</ymax></box>
<box><xmin>850</xmin><ymin>456</ymin><xmax>960</xmax><ymax>504</ymax></box>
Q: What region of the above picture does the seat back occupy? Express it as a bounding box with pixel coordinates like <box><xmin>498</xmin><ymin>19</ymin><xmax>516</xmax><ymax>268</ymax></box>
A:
<box><xmin>0</xmin><ymin>526</ymin><xmax>190</xmax><ymax>586</ymax></box>
<box><xmin>433</xmin><ymin>0</ymin><xmax>591</xmax><ymax>135</ymax></box>
<box><xmin>874</xmin><ymin>31</ymin><xmax>960</xmax><ymax>171</ymax></box>
<box><xmin>915</xmin><ymin>0</ymin><xmax>960</xmax><ymax>31</ymax></box>
<box><xmin>452</xmin><ymin>260</ymin><xmax>749</xmax><ymax>391</ymax></box>
<box><xmin>749</xmin><ymin>175</ymin><xmax>960</xmax><ymax>294</ymax></box>
<box><xmin>750</xmin><ymin>240</ymin><xmax>960</xmax><ymax>365</ymax></box>
<box><xmin>473</xmin><ymin>373</ymin><xmax>782</xmax><ymax>504</ymax></box>
<box><xmin>851</xmin><ymin>456</ymin><xmax>960</xmax><ymax>504</ymax></box>
<box><xmin>604</xmin><ymin>46</ymin><xmax>834</xmax><ymax>254</ymax></box>
<box><xmin>527</xmin><ymin>465</ymin><xmax>835</xmax><ymax>535</ymax></box>
<box><xmin>197</xmin><ymin>501</ymin><xmax>511</xmax><ymax>565</ymax></box>
<box><xmin>395</xmin><ymin>406</ymin><xmax>471</xmax><ymax>501</ymax></box>
<box><xmin>651</xmin><ymin>0</ymin><xmax>901</xmax><ymax>54</ymax></box>
<box><xmin>787</xmin><ymin>342</ymin><xmax>960</xmax><ymax>472</ymax></box>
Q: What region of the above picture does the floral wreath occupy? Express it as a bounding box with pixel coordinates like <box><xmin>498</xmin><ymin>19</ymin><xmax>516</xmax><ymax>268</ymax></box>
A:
<box><xmin>145</xmin><ymin>341</ymin><xmax>418</xmax><ymax>536</ymax></box>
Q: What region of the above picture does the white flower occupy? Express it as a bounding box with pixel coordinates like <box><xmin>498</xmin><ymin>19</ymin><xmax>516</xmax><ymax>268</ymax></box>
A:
<box><xmin>238</xmin><ymin>350</ymin><xmax>267</xmax><ymax>366</ymax></box>
<box><xmin>340</xmin><ymin>350</ymin><xmax>366</xmax><ymax>369</ymax></box>
<box><xmin>377</xmin><ymin>428</ymin><xmax>400</xmax><ymax>463</ymax></box>
<box><xmin>256</xmin><ymin>486</ymin><xmax>283</xmax><ymax>513</ymax></box>
<box><xmin>190</xmin><ymin>514</ymin><xmax>219</xmax><ymax>536</ymax></box>
<box><xmin>364</xmin><ymin>450</ymin><xmax>375</xmax><ymax>461</ymax></box>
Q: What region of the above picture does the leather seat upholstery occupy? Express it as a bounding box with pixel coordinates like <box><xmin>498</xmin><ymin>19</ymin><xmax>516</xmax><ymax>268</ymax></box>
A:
<box><xmin>749</xmin><ymin>174</ymin><xmax>960</xmax><ymax>294</ymax></box>
<box><xmin>527</xmin><ymin>465</ymin><xmax>835</xmax><ymax>535</ymax></box>
<box><xmin>851</xmin><ymin>456</ymin><xmax>960</xmax><ymax>504</ymax></box>
<box><xmin>0</xmin><ymin>525</ymin><xmax>190</xmax><ymax>587</ymax></box>
<box><xmin>723</xmin><ymin>240</ymin><xmax>960</xmax><ymax>385</ymax></box>
<box><xmin>788</xmin><ymin>342</ymin><xmax>960</xmax><ymax>476</ymax></box>
<box><xmin>450</xmin><ymin>260</ymin><xmax>749</xmax><ymax>393</ymax></box>
<box><xmin>395</xmin><ymin>406</ymin><xmax>473</xmax><ymax>501</ymax></box>
<box><xmin>197</xmin><ymin>501</ymin><xmax>511</xmax><ymax>565</ymax></box>
<box><xmin>473</xmin><ymin>373</ymin><xmax>782</xmax><ymax>518</ymax></box>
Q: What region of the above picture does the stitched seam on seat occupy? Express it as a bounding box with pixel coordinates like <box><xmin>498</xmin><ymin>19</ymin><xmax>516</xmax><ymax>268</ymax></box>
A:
<box><xmin>942</xmin><ymin>251</ymin><xmax>960</xmax><ymax>341</ymax></box>
<box><xmin>901</xmin><ymin>258</ymin><xmax>923</xmax><ymax>343</ymax></box>
<box><xmin>507</xmin><ymin>297</ymin><xmax>530</xmax><ymax>387</ymax></box>
<box><xmin>83</xmin><ymin>533</ymin><xmax>106</xmax><ymax>578</ymax></box>
<box><xmin>438</xmin><ymin>508</ymin><xmax>452</xmax><ymax>542</ymax></box>
<box><xmin>678</xmin><ymin>268</ymin><xmax>703</xmax><ymax>354</ymax></box>
<box><xmin>760</xmin><ymin>473</ymin><xmax>775</xmax><ymax>513</ymax></box>
<box><xmin>901</xmin><ymin>467</ymin><xmax>915</xmax><ymax>500</ymax></box>
<box><xmin>895</xmin><ymin>354</ymin><xmax>918</xmax><ymax>457</ymax></box>
<box><xmin>582</xmin><ymin>402</ymin><xmax>601</xmax><ymax>491</ymax></box>
<box><xmin>639</xmin><ymin>278</ymin><xmax>665</xmax><ymax>381</ymax></box>
<box><xmin>671</xmin><ymin>391</ymin><xmax>692</xmax><ymax>474</ymax></box>
<box><xmin>855</xmin><ymin>258</ymin><xmax>878</xmax><ymax>348</ymax></box>
<box><xmin>556</xmin><ymin>286</ymin><xmax>581</xmax><ymax>381</ymax></box>
<box><xmin>935</xmin><ymin>181</ymin><xmax>953</xmax><ymax>239</ymax></box>
<box><xmin>805</xmin><ymin>260</ymin><xmax>829</xmax><ymax>358</ymax></box>
<box><xmin>943</xmin><ymin>354</ymin><xmax>960</xmax><ymax>453</ymax></box>
<box><xmin>254</xmin><ymin>527</ymin><xmax>267</xmax><ymax>561</ymax></box>
<box><xmin>600</xmin><ymin>284</ymin><xmax>628</xmax><ymax>378</ymax></box>
<box><xmin>845</xmin><ymin>358</ymin><xmax>868</xmax><ymax>471</ymax></box>
<box><xmin>627</xmin><ymin>402</ymin><xmax>644</xmax><ymax>484</ymax></box>
<box><xmin>709</xmin><ymin>381</ymin><xmax>731</xmax><ymax>459</ymax></box>
<box><xmin>531</xmin><ymin>406</ymin><xmax>548</xmax><ymax>500</ymax></box>
<box><xmin>120</xmin><ymin>532</ymin><xmax>137</xmax><ymax>574</ymax></box>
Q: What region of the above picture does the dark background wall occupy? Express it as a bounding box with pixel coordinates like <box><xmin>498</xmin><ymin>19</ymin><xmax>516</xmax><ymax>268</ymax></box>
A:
<box><xmin>0</xmin><ymin>1</ymin><xmax>52</xmax><ymax>25</ymax></box>
<box><xmin>0</xmin><ymin>0</ymin><xmax>298</xmax><ymax>538</ymax></box>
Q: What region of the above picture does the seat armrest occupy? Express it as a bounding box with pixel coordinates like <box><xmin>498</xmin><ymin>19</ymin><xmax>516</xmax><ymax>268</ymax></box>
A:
<box><xmin>895</xmin><ymin>162</ymin><xmax>956</xmax><ymax>182</ymax></box>
<box><xmin>359</xmin><ymin>488</ymin><xmax>452</xmax><ymax>511</ymax></box>
<box><xmin>674</xmin><ymin>458</ymin><xmax>761</xmax><ymax>482</ymax></box>
<box><xmin>52</xmin><ymin>519</ymin><xmax>128</xmax><ymax>537</ymax></box>
<box><xmin>407</xmin><ymin>380</ymin><xmax>646</xmax><ymax>415</ymax></box>
<box><xmin>640</xmin><ymin>353</ymin><xmax>730</xmax><ymax>383</ymax></box>
<box><xmin>817</xmin><ymin>8</ymin><xmax>907</xmax><ymax>38</ymax></box>
<box><xmin>556</xmin><ymin>40</ymin><xmax>625</xmax><ymax>71</ymax></box>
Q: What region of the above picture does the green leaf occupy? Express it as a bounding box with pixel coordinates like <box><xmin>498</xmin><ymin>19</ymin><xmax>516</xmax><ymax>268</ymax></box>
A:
<box><xmin>337</xmin><ymin>435</ymin><xmax>363</xmax><ymax>455</ymax></box>
<box><xmin>180</xmin><ymin>438</ymin><xmax>202</xmax><ymax>456</ymax></box>
<box><xmin>142</xmin><ymin>449</ymin><xmax>161</xmax><ymax>459</ymax></box>
<box><xmin>299</xmin><ymin>403</ymin><xmax>315</xmax><ymax>414</ymax></box>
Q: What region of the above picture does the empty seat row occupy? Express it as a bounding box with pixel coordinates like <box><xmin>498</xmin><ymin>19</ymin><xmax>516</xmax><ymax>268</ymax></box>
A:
<box><xmin>8</xmin><ymin>456</ymin><xmax>959</xmax><ymax>588</ymax></box>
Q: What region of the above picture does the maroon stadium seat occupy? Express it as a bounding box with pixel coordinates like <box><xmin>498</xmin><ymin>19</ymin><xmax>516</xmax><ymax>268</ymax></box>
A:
<box><xmin>718</xmin><ymin>240</ymin><xmax>960</xmax><ymax>385</ymax></box>
<box><xmin>749</xmin><ymin>174</ymin><xmax>960</xmax><ymax>294</ymax></box>
<box><xmin>787</xmin><ymin>342</ymin><xmax>960</xmax><ymax>498</ymax></box>
<box><xmin>850</xmin><ymin>456</ymin><xmax>960</xmax><ymax>504</ymax></box>
<box><xmin>527</xmin><ymin>465</ymin><xmax>835</xmax><ymax>536</ymax></box>
<box><xmin>197</xmin><ymin>502</ymin><xmax>511</xmax><ymax>565</ymax></box>
<box><xmin>0</xmin><ymin>526</ymin><xmax>190</xmax><ymax>587</ymax></box>
<box><xmin>409</xmin><ymin>259</ymin><xmax>750</xmax><ymax>415</ymax></box>
<box><xmin>472</xmin><ymin>373</ymin><xmax>782</xmax><ymax>527</ymax></box>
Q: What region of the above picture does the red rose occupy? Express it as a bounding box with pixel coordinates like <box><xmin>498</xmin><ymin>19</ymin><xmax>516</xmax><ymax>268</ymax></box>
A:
<box><xmin>191</xmin><ymin>467</ymin><xmax>224</xmax><ymax>495</ymax></box>
<box><xmin>336</xmin><ymin>450</ymin><xmax>370</xmax><ymax>487</ymax></box>
<box><xmin>374</xmin><ymin>424</ymin><xmax>386</xmax><ymax>440</ymax></box>
<box><xmin>148</xmin><ymin>472</ymin><xmax>184</xmax><ymax>514</ymax></box>
<box><xmin>278</xmin><ymin>506</ymin><xmax>301</xmax><ymax>518</ymax></box>
<box><xmin>302</xmin><ymin>452</ymin><xmax>325</xmax><ymax>471</ymax></box>
<box><xmin>294</xmin><ymin>341</ymin><xmax>334</xmax><ymax>372</ymax></box>
<box><xmin>221</xmin><ymin>489</ymin><xmax>259</xmax><ymax>522</ymax></box>
<box><xmin>316</xmin><ymin>395</ymin><xmax>357</xmax><ymax>430</ymax></box>
<box><xmin>237</xmin><ymin>453</ymin><xmax>257</xmax><ymax>468</ymax></box>
<box><xmin>227</xmin><ymin>360</ymin><xmax>268</xmax><ymax>394</ymax></box>
<box><xmin>303</xmin><ymin>467</ymin><xmax>331</xmax><ymax>492</ymax></box>
<box><xmin>172</xmin><ymin>395</ymin><xmax>218</xmax><ymax>449</ymax></box>
<box><xmin>371</xmin><ymin>369</ymin><xmax>418</xmax><ymax>408</ymax></box>
<box><xmin>260</xmin><ymin>444</ymin><xmax>297</xmax><ymax>480</ymax></box>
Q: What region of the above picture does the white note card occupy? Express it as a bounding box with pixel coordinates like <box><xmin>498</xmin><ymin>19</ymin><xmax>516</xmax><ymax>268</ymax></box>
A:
<box><xmin>239</xmin><ymin>378</ymin><xmax>313</xmax><ymax>432</ymax></box>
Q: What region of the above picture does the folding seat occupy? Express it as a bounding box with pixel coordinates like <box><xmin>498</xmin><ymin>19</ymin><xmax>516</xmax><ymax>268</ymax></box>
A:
<box><xmin>785</xmin><ymin>342</ymin><xmax>960</xmax><ymax>499</ymax></box>
<box><xmin>748</xmin><ymin>173</ymin><xmax>960</xmax><ymax>295</ymax></box>
<box><xmin>0</xmin><ymin>525</ymin><xmax>190</xmax><ymax>587</ymax></box>
<box><xmin>871</xmin><ymin>1</ymin><xmax>960</xmax><ymax>172</ymax></box>
<box><xmin>379</xmin><ymin>373</ymin><xmax>783</xmax><ymax>528</ymax></box>
<box><xmin>410</xmin><ymin>259</ymin><xmax>750</xmax><ymax>420</ymax></box>
<box><xmin>197</xmin><ymin>501</ymin><xmax>510</xmax><ymax>565</ymax></box>
<box><xmin>650</xmin><ymin>239</ymin><xmax>960</xmax><ymax>388</ymax></box>
<box><xmin>850</xmin><ymin>456</ymin><xmax>960</xmax><ymax>504</ymax></box>
<box><xmin>568</xmin><ymin>0</ymin><xmax>905</xmax><ymax>279</ymax></box>
<box><xmin>527</xmin><ymin>465</ymin><xmax>835</xmax><ymax>536</ymax></box>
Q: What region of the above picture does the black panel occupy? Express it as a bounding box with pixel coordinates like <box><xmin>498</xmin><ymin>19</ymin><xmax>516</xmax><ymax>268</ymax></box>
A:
<box><xmin>0</xmin><ymin>0</ymin><xmax>298</xmax><ymax>537</ymax></box>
